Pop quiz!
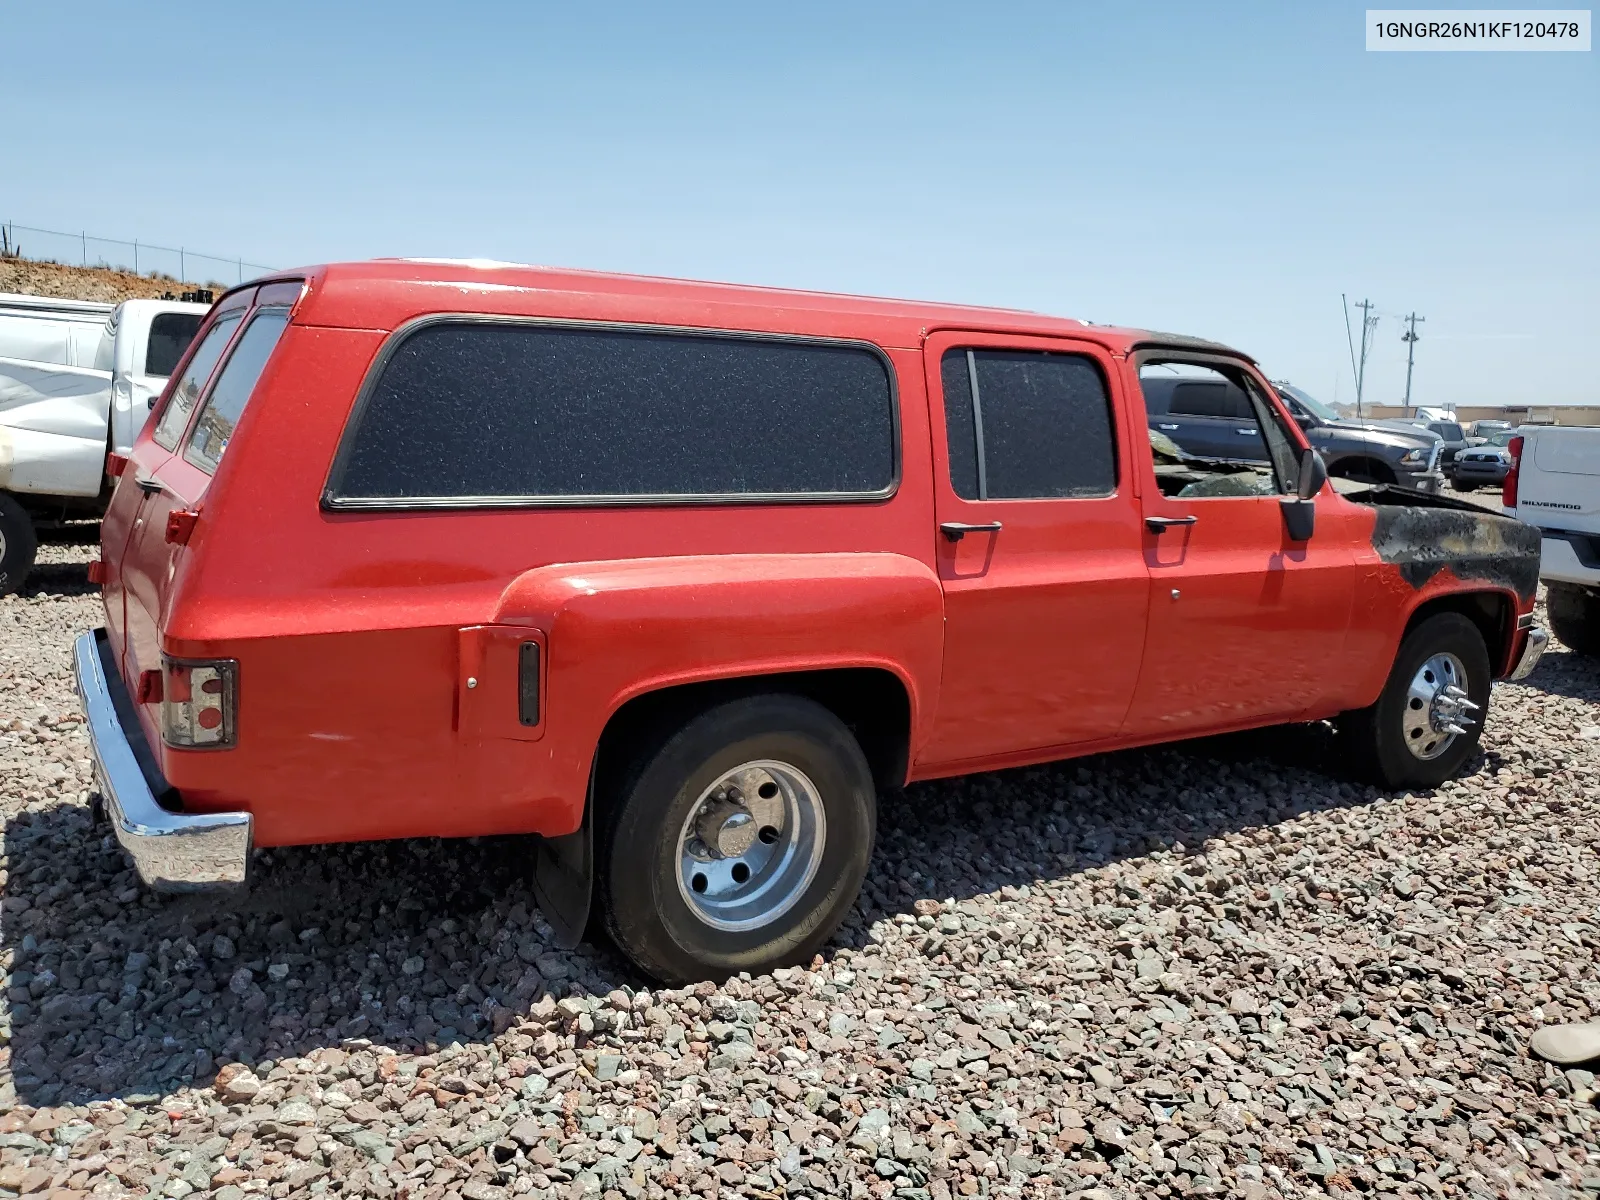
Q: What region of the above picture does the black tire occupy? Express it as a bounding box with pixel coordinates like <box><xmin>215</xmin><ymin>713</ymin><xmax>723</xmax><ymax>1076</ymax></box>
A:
<box><xmin>1339</xmin><ymin>612</ymin><xmax>1491</xmax><ymax>790</ymax></box>
<box><xmin>0</xmin><ymin>494</ymin><xmax>38</xmax><ymax>597</ymax></box>
<box><xmin>599</xmin><ymin>694</ymin><xmax>876</xmax><ymax>984</ymax></box>
<box><xmin>1549</xmin><ymin>582</ymin><xmax>1600</xmax><ymax>657</ymax></box>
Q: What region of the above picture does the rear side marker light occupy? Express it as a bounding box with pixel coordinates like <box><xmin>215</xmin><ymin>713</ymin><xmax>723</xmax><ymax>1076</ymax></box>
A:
<box><xmin>518</xmin><ymin>642</ymin><xmax>541</xmax><ymax>726</ymax></box>
<box><xmin>136</xmin><ymin>669</ymin><xmax>163</xmax><ymax>705</ymax></box>
<box><xmin>106</xmin><ymin>453</ymin><xmax>130</xmax><ymax>478</ymax></box>
<box><xmin>86</xmin><ymin>559</ymin><xmax>106</xmax><ymax>584</ymax></box>
<box><xmin>160</xmin><ymin>657</ymin><xmax>238</xmax><ymax>748</ymax></box>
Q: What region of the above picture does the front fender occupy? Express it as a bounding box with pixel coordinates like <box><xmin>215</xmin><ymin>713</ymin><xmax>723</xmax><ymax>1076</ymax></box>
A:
<box><xmin>492</xmin><ymin>552</ymin><xmax>945</xmax><ymax>836</ymax></box>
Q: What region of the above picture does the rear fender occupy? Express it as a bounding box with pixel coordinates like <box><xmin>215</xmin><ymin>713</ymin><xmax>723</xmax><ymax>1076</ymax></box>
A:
<box><xmin>492</xmin><ymin>552</ymin><xmax>944</xmax><ymax>839</ymax></box>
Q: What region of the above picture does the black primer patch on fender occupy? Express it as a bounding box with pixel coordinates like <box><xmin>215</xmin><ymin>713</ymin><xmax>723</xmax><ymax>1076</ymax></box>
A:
<box><xmin>1358</xmin><ymin>490</ymin><xmax>1541</xmax><ymax>601</ymax></box>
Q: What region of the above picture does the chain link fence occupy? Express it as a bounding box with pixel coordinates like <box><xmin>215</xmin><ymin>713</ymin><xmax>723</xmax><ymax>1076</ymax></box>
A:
<box><xmin>0</xmin><ymin>221</ymin><xmax>276</xmax><ymax>287</ymax></box>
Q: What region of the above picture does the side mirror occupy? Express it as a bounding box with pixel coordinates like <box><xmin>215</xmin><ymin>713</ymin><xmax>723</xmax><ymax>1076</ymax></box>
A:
<box><xmin>1296</xmin><ymin>447</ymin><xmax>1328</xmax><ymax>501</ymax></box>
<box><xmin>1281</xmin><ymin>448</ymin><xmax>1327</xmax><ymax>542</ymax></box>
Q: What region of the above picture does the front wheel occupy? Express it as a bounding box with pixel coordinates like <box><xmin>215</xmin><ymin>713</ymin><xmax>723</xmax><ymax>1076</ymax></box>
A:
<box><xmin>0</xmin><ymin>494</ymin><xmax>38</xmax><ymax>597</ymax></box>
<box><xmin>1339</xmin><ymin>612</ymin><xmax>1491</xmax><ymax>790</ymax></box>
<box><xmin>599</xmin><ymin>694</ymin><xmax>876</xmax><ymax>983</ymax></box>
<box><xmin>1549</xmin><ymin>582</ymin><xmax>1600</xmax><ymax>657</ymax></box>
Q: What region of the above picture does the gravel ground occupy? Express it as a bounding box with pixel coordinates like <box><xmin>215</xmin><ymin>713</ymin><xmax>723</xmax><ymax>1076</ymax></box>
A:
<box><xmin>1</xmin><ymin>533</ymin><xmax>1598</xmax><ymax>1200</ymax></box>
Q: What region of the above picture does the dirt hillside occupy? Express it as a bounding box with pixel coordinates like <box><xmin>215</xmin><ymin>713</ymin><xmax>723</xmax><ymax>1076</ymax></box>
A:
<box><xmin>0</xmin><ymin>258</ymin><xmax>215</xmax><ymax>304</ymax></box>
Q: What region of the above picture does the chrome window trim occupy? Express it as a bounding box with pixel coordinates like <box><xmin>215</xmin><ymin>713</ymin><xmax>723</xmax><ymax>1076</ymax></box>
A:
<box><xmin>322</xmin><ymin>314</ymin><xmax>903</xmax><ymax>511</ymax></box>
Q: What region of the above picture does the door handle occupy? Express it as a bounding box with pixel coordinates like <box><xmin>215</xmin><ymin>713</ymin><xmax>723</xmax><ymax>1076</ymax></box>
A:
<box><xmin>134</xmin><ymin>475</ymin><xmax>164</xmax><ymax>495</ymax></box>
<box><xmin>940</xmin><ymin>521</ymin><xmax>1003</xmax><ymax>542</ymax></box>
<box><xmin>1157</xmin><ymin>423</ymin><xmax>1179</xmax><ymax>431</ymax></box>
<box><xmin>1145</xmin><ymin>515</ymin><xmax>1198</xmax><ymax>534</ymax></box>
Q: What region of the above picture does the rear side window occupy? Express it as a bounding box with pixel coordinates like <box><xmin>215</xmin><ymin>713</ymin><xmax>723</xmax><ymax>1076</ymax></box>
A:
<box><xmin>153</xmin><ymin>313</ymin><xmax>242</xmax><ymax>451</ymax></box>
<box><xmin>941</xmin><ymin>349</ymin><xmax>1116</xmax><ymax>500</ymax></box>
<box><xmin>184</xmin><ymin>309</ymin><xmax>291</xmax><ymax>474</ymax></box>
<box><xmin>145</xmin><ymin>312</ymin><xmax>204</xmax><ymax>378</ymax></box>
<box><xmin>1169</xmin><ymin>381</ymin><xmax>1253</xmax><ymax>420</ymax></box>
<box><xmin>328</xmin><ymin>322</ymin><xmax>897</xmax><ymax>504</ymax></box>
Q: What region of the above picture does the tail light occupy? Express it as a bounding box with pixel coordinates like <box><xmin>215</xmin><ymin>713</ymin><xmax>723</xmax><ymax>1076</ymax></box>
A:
<box><xmin>1502</xmin><ymin>435</ymin><xmax>1524</xmax><ymax>509</ymax></box>
<box><xmin>160</xmin><ymin>657</ymin><xmax>238</xmax><ymax>748</ymax></box>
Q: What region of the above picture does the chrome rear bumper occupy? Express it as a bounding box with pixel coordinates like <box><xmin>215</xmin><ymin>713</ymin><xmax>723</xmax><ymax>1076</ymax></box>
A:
<box><xmin>1508</xmin><ymin>626</ymin><xmax>1550</xmax><ymax>682</ymax></box>
<box><xmin>71</xmin><ymin>630</ymin><xmax>252</xmax><ymax>889</ymax></box>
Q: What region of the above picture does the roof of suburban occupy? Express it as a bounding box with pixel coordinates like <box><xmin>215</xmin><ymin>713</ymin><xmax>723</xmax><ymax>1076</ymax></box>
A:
<box><xmin>265</xmin><ymin>259</ymin><xmax>1251</xmax><ymax>360</ymax></box>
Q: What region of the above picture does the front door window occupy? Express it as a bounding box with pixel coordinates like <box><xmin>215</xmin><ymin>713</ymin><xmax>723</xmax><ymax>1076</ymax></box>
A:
<box><xmin>1140</xmin><ymin>362</ymin><xmax>1301</xmax><ymax>498</ymax></box>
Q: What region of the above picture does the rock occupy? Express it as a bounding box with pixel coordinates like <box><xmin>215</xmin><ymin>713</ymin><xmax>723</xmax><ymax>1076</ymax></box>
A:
<box><xmin>275</xmin><ymin>1098</ymin><xmax>317</xmax><ymax>1125</ymax></box>
<box><xmin>212</xmin><ymin>1065</ymin><xmax>262</xmax><ymax>1103</ymax></box>
<box><xmin>535</xmin><ymin>953</ymin><xmax>571</xmax><ymax>980</ymax></box>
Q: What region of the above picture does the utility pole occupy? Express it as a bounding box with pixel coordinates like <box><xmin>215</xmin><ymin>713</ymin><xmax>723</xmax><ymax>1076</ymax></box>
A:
<box><xmin>1400</xmin><ymin>312</ymin><xmax>1425</xmax><ymax>413</ymax></box>
<box><xmin>1343</xmin><ymin>296</ymin><xmax>1379</xmax><ymax>420</ymax></box>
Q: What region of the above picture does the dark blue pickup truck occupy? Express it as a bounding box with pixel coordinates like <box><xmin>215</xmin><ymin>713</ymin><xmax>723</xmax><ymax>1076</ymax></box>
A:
<box><xmin>1140</xmin><ymin>373</ymin><xmax>1446</xmax><ymax>492</ymax></box>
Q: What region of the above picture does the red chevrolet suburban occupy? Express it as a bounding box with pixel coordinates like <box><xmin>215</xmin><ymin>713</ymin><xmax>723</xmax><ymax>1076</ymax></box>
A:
<box><xmin>74</xmin><ymin>260</ymin><xmax>1547</xmax><ymax>982</ymax></box>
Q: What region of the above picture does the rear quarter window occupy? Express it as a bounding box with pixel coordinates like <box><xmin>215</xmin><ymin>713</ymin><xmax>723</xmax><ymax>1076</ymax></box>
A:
<box><xmin>327</xmin><ymin>321</ymin><xmax>898</xmax><ymax>505</ymax></box>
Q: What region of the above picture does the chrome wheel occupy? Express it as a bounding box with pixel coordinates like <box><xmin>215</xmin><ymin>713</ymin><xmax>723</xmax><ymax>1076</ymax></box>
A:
<box><xmin>674</xmin><ymin>759</ymin><xmax>826</xmax><ymax>932</ymax></box>
<box><xmin>1402</xmin><ymin>651</ymin><xmax>1478</xmax><ymax>761</ymax></box>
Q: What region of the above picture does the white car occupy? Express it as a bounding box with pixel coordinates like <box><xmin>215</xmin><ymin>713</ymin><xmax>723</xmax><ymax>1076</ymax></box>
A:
<box><xmin>0</xmin><ymin>295</ymin><xmax>208</xmax><ymax>592</ymax></box>
<box><xmin>1503</xmin><ymin>425</ymin><xmax>1600</xmax><ymax>656</ymax></box>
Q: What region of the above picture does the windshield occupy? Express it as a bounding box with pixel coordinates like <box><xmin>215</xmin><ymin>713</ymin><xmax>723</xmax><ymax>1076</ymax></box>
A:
<box><xmin>1487</xmin><ymin>430</ymin><xmax>1517</xmax><ymax>447</ymax></box>
<box><xmin>1275</xmin><ymin>383</ymin><xmax>1340</xmax><ymax>422</ymax></box>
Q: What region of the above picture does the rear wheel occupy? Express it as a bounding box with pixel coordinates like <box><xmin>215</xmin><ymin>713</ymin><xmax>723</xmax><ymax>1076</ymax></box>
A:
<box><xmin>1339</xmin><ymin>613</ymin><xmax>1491</xmax><ymax>789</ymax></box>
<box><xmin>599</xmin><ymin>694</ymin><xmax>876</xmax><ymax>983</ymax></box>
<box><xmin>0</xmin><ymin>494</ymin><xmax>38</xmax><ymax>597</ymax></box>
<box><xmin>1549</xmin><ymin>582</ymin><xmax>1600</xmax><ymax>657</ymax></box>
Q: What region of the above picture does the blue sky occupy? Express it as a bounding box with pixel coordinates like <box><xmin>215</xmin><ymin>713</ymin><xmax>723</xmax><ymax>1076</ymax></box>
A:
<box><xmin>4</xmin><ymin>2</ymin><xmax>1595</xmax><ymax>407</ymax></box>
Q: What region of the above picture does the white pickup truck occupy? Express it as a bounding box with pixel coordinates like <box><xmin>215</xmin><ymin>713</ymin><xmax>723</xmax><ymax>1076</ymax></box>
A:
<box><xmin>1504</xmin><ymin>425</ymin><xmax>1600</xmax><ymax>656</ymax></box>
<box><xmin>0</xmin><ymin>293</ymin><xmax>208</xmax><ymax>592</ymax></box>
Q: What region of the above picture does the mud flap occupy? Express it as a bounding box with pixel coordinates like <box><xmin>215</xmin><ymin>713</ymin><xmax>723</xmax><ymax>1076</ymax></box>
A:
<box><xmin>533</xmin><ymin>767</ymin><xmax>594</xmax><ymax>949</ymax></box>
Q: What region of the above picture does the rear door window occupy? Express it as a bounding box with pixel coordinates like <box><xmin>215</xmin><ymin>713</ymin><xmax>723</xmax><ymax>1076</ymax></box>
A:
<box><xmin>940</xmin><ymin>348</ymin><xmax>1116</xmax><ymax>500</ymax></box>
<box><xmin>1169</xmin><ymin>381</ymin><xmax>1254</xmax><ymax>420</ymax></box>
<box><xmin>144</xmin><ymin>312</ymin><xmax>204</xmax><ymax>378</ymax></box>
<box><xmin>328</xmin><ymin>321</ymin><xmax>897</xmax><ymax>504</ymax></box>
<box><xmin>184</xmin><ymin>308</ymin><xmax>291</xmax><ymax>474</ymax></box>
<box><xmin>152</xmin><ymin>314</ymin><xmax>242</xmax><ymax>451</ymax></box>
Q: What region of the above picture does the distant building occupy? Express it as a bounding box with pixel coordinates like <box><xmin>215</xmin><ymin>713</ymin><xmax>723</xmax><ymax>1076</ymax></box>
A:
<box><xmin>1348</xmin><ymin>404</ymin><xmax>1600</xmax><ymax>427</ymax></box>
